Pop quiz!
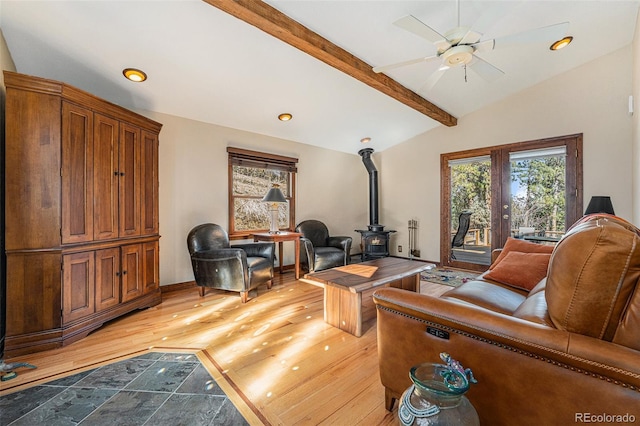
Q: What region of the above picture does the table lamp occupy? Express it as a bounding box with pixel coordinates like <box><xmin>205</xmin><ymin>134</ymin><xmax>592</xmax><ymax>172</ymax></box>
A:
<box><xmin>262</xmin><ymin>184</ymin><xmax>287</xmax><ymax>233</ymax></box>
<box><xmin>584</xmin><ymin>196</ymin><xmax>615</xmax><ymax>215</ymax></box>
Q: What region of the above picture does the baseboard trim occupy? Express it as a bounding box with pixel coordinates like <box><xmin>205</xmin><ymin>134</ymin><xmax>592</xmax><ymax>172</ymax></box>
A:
<box><xmin>160</xmin><ymin>280</ymin><xmax>197</xmax><ymax>294</ymax></box>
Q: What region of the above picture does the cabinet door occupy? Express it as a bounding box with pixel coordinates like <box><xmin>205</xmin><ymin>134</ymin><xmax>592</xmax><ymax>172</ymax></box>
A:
<box><xmin>142</xmin><ymin>240</ymin><xmax>160</xmax><ymax>294</ymax></box>
<box><xmin>95</xmin><ymin>247</ymin><xmax>121</xmax><ymax>311</ymax></box>
<box><xmin>61</xmin><ymin>102</ymin><xmax>93</xmax><ymax>244</ymax></box>
<box><xmin>121</xmin><ymin>244</ymin><xmax>143</xmax><ymax>302</ymax></box>
<box><xmin>94</xmin><ymin>114</ymin><xmax>120</xmax><ymax>240</ymax></box>
<box><xmin>141</xmin><ymin>130</ymin><xmax>159</xmax><ymax>235</ymax></box>
<box><xmin>119</xmin><ymin>124</ymin><xmax>141</xmax><ymax>237</ymax></box>
<box><xmin>63</xmin><ymin>252</ymin><xmax>95</xmax><ymax>324</ymax></box>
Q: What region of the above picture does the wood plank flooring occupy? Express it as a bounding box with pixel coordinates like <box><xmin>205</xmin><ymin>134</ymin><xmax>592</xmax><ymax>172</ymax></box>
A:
<box><xmin>1</xmin><ymin>273</ymin><xmax>450</xmax><ymax>425</ymax></box>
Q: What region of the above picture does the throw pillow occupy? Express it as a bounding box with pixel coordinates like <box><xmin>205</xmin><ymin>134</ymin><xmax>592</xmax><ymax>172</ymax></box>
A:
<box><xmin>490</xmin><ymin>237</ymin><xmax>554</xmax><ymax>270</ymax></box>
<box><xmin>484</xmin><ymin>251</ymin><xmax>551</xmax><ymax>291</ymax></box>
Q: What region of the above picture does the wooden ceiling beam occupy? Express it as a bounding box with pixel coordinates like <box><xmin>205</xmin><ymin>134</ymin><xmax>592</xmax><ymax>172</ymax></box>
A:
<box><xmin>203</xmin><ymin>0</ymin><xmax>457</xmax><ymax>127</ymax></box>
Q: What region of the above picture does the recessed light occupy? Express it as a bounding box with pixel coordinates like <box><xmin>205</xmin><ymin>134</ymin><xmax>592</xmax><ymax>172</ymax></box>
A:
<box><xmin>360</xmin><ymin>137</ymin><xmax>371</xmax><ymax>144</ymax></box>
<box><xmin>123</xmin><ymin>68</ymin><xmax>147</xmax><ymax>82</ymax></box>
<box><xmin>550</xmin><ymin>36</ymin><xmax>573</xmax><ymax>51</ymax></box>
<box><xmin>278</xmin><ymin>113</ymin><xmax>293</xmax><ymax>121</ymax></box>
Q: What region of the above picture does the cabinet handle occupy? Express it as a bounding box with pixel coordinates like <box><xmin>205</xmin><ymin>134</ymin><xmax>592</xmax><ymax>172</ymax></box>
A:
<box><xmin>114</xmin><ymin>171</ymin><xmax>119</xmax><ymax>176</ymax></box>
<box><xmin>120</xmin><ymin>172</ymin><xmax>125</xmax><ymax>176</ymax></box>
<box><xmin>123</xmin><ymin>270</ymin><xmax>127</xmax><ymax>275</ymax></box>
<box><xmin>116</xmin><ymin>272</ymin><xmax>120</xmax><ymax>276</ymax></box>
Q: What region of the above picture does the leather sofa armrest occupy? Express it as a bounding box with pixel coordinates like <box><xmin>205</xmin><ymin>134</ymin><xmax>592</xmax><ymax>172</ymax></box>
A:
<box><xmin>234</xmin><ymin>242</ymin><xmax>275</xmax><ymax>259</ymax></box>
<box><xmin>327</xmin><ymin>236</ymin><xmax>352</xmax><ymax>253</ymax></box>
<box><xmin>300</xmin><ymin>237</ymin><xmax>315</xmax><ymax>270</ymax></box>
<box><xmin>373</xmin><ymin>287</ymin><xmax>640</xmax><ymax>424</ymax></box>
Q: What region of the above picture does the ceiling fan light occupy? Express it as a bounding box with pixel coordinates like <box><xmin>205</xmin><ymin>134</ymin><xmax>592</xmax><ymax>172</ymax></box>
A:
<box><xmin>441</xmin><ymin>45</ymin><xmax>474</xmax><ymax>67</ymax></box>
<box><xmin>122</xmin><ymin>68</ymin><xmax>147</xmax><ymax>82</ymax></box>
<box><xmin>550</xmin><ymin>36</ymin><xmax>573</xmax><ymax>51</ymax></box>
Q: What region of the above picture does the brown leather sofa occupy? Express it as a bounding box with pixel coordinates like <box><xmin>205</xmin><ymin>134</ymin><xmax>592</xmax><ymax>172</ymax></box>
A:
<box><xmin>373</xmin><ymin>214</ymin><xmax>640</xmax><ymax>425</ymax></box>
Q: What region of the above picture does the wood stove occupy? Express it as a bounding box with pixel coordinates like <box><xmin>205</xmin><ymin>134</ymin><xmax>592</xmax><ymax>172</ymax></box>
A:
<box><xmin>355</xmin><ymin>148</ymin><xmax>395</xmax><ymax>261</ymax></box>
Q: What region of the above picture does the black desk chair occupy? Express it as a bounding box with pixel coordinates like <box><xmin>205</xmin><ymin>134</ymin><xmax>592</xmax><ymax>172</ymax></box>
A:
<box><xmin>451</xmin><ymin>210</ymin><xmax>472</xmax><ymax>260</ymax></box>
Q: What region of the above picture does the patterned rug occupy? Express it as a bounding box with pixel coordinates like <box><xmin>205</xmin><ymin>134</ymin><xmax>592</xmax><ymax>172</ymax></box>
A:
<box><xmin>421</xmin><ymin>267</ymin><xmax>478</xmax><ymax>287</ymax></box>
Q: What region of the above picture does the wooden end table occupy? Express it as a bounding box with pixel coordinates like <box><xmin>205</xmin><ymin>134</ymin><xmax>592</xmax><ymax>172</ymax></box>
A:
<box><xmin>304</xmin><ymin>257</ymin><xmax>434</xmax><ymax>337</ymax></box>
<box><xmin>252</xmin><ymin>231</ymin><xmax>302</xmax><ymax>280</ymax></box>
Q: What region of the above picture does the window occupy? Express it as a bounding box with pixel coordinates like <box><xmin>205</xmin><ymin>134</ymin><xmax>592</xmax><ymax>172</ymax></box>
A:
<box><xmin>227</xmin><ymin>147</ymin><xmax>298</xmax><ymax>238</ymax></box>
<box><xmin>441</xmin><ymin>134</ymin><xmax>582</xmax><ymax>271</ymax></box>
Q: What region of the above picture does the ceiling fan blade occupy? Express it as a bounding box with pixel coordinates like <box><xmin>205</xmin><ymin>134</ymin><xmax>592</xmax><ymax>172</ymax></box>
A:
<box><xmin>468</xmin><ymin>56</ymin><xmax>504</xmax><ymax>82</ymax></box>
<box><xmin>458</xmin><ymin>1</ymin><xmax>521</xmax><ymax>46</ymax></box>
<box><xmin>471</xmin><ymin>39</ymin><xmax>495</xmax><ymax>53</ymax></box>
<box><xmin>394</xmin><ymin>15</ymin><xmax>451</xmax><ymax>50</ymax></box>
<box><xmin>419</xmin><ymin>67</ymin><xmax>448</xmax><ymax>92</ymax></box>
<box><xmin>494</xmin><ymin>22</ymin><xmax>570</xmax><ymax>49</ymax></box>
<box><xmin>373</xmin><ymin>55</ymin><xmax>438</xmax><ymax>73</ymax></box>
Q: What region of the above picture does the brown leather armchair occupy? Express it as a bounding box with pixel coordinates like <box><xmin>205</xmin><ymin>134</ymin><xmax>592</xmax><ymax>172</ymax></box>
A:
<box><xmin>187</xmin><ymin>223</ymin><xmax>275</xmax><ymax>302</ymax></box>
<box><xmin>374</xmin><ymin>214</ymin><xmax>640</xmax><ymax>425</ymax></box>
<box><xmin>295</xmin><ymin>220</ymin><xmax>352</xmax><ymax>272</ymax></box>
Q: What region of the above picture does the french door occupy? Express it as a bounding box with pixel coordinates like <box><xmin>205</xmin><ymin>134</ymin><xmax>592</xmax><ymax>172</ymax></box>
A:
<box><xmin>441</xmin><ymin>134</ymin><xmax>583</xmax><ymax>271</ymax></box>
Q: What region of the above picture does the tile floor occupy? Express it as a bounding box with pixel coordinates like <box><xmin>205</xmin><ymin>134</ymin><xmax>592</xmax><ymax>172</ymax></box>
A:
<box><xmin>0</xmin><ymin>352</ymin><xmax>248</xmax><ymax>426</ymax></box>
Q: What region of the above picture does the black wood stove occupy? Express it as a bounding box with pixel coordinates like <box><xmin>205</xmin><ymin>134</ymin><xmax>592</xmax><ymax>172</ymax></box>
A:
<box><xmin>355</xmin><ymin>148</ymin><xmax>395</xmax><ymax>261</ymax></box>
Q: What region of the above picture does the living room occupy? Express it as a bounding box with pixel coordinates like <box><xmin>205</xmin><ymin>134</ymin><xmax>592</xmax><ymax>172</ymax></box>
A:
<box><xmin>1</xmin><ymin>1</ymin><xmax>640</xmax><ymax>425</ymax></box>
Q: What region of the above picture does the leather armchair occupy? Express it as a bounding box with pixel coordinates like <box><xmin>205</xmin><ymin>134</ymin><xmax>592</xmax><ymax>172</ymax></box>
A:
<box><xmin>373</xmin><ymin>214</ymin><xmax>640</xmax><ymax>425</ymax></box>
<box><xmin>295</xmin><ymin>220</ymin><xmax>352</xmax><ymax>272</ymax></box>
<box><xmin>187</xmin><ymin>223</ymin><xmax>275</xmax><ymax>303</ymax></box>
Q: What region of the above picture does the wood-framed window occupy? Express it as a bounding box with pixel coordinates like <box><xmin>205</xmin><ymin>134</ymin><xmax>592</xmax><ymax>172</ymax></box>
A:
<box><xmin>227</xmin><ymin>147</ymin><xmax>298</xmax><ymax>238</ymax></box>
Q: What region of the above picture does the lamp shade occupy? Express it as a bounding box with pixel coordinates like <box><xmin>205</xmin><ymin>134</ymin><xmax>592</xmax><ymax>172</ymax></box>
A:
<box><xmin>262</xmin><ymin>186</ymin><xmax>287</xmax><ymax>203</ymax></box>
<box><xmin>584</xmin><ymin>196</ymin><xmax>615</xmax><ymax>215</ymax></box>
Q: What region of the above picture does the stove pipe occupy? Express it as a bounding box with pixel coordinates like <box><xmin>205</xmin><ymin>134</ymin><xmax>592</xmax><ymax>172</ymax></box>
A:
<box><xmin>358</xmin><ymin>148</ymin><xmax>383</xmax><ymax>231</ymax></box>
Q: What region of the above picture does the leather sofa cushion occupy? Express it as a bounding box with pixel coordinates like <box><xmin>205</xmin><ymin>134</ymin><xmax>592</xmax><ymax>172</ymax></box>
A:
<box><xmin>546</xmin><ymin>215</ymin><xmax>640</xmax><ymax>341</ymax></box>
<box><xmin>490</xmin><ymin>237</ymin><xmax>554</xmax><ymax>270</ymax></box>
<box><xmin>443</xmin><ymin>279</ymin><xmax>527</xmax><ymax>315</ymax></box>
<box><xmin>484</xmin><ymin>251</ymin><xmax>551</xmax><ymax>291</ymax></box>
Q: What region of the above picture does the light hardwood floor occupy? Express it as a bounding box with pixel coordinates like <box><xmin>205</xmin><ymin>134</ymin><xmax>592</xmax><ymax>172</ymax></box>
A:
<box><xmin>1</xmin><ymin>273</ymin><xmax>450</xmax><ymax>425</ymax></box>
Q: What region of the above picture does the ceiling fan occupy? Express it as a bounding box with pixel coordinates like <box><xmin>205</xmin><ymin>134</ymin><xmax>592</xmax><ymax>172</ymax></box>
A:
<box><xmin>373</xmin><ymin>3</ymin><xmax>569</xmax><ymax>91</ymax></box>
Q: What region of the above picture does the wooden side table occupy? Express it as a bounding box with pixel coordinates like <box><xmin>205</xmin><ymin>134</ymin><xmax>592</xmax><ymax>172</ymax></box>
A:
<box><xmin>252</xmin><ymin>232</ymin><xmax>302</xmax><ymax>279</ymax></box>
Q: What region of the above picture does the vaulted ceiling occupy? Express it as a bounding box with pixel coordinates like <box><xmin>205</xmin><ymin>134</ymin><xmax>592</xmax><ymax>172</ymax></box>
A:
<box><xmin>1</xmin><ymin>1</ymin><xmax>638</xmax><ymax>154</ymax></box>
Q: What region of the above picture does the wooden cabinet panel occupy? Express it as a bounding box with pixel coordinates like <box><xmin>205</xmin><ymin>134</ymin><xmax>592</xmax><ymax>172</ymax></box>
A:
<box><xmin>121</xmin><ymin>244</ymin><xmax>143</xmax><ymax>302</ymax></box>
<box><xmin>119</xmin><ymin>124</ymin><xmax>141</xmax><ymax>237</ymax></box>
<box><xmin>94</xmin><ymin>114</ymin><xmax>120</xmax><ymax>241</ymax></box>
<box><xmin>143</xmin><ymin>241</ymin><xmax>159</xmax><ymax>294</ymax></box>
<box><xmin>141</xmin><ymin>130</ymin><xmax>159</xmax><ymax>235</ymax></box>
<box><xmin>4</xmin><ymin>88</ymin><xmax>61</xmax><ymax>250</ymax></box>
<box><xmin>95</xmin><ymin>247</ymin><xmax>121</xmax><ymax>312</ymax></box>
<box><xmin>62</xmin><ymin>102</ymin><xmax>94</xmax><ymax>244</ymax></box>
<box><xmin>6</xmin><ymin>252</ymin><xmax>62</xmax><ymax>335</ymax></box>
<box><xmin>63</xmin><ymin>252</ymin><xmax>95</xmax><ymax>324</ymax></box>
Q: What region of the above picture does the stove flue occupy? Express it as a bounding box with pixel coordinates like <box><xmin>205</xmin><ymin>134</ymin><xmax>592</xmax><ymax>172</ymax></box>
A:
<box><xmin>356</xmin><ymin>148</ymin><xmax>395</xmax><ymax>261</ymax></box>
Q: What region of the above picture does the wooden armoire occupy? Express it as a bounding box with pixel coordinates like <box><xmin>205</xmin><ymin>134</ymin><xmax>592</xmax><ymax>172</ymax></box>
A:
<box><xmin>3</xmin><ymin>71</ymin><xmax>162</xmax><ymax>357</ymax></box>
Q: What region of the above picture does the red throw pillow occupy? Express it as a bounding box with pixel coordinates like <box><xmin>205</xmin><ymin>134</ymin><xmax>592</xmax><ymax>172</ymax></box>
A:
<box><xmin>484</xmin><ymin>251</ymin><xmax>551</xmax><ymax>291</ymax></box>
<box><xmin>490</xmin><ymin>237</ymin><xmax>554</xmax><ymax>270</ymax></box>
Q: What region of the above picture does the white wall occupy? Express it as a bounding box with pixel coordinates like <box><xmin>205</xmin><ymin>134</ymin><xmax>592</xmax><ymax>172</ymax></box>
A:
<box><xmin>137</xmin><ymin>111</ymin><xmax>367</xmax><ymax>286</ymax></box>
<box><xmin>633</xmin><ymin>10</ymin><xmax>640</xmax><ymax>226</ymax></box>
<box><xmin>381</xmin><ymin>45</ymin><xmax>635</xmax><ymax>263</ymax></box>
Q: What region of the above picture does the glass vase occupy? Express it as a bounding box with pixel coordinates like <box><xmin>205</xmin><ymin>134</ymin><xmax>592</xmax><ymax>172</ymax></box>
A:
<box><xmin>398</xmin><ymin>354</ymin><xmax>480</xmax><ymax>426</ymax></box>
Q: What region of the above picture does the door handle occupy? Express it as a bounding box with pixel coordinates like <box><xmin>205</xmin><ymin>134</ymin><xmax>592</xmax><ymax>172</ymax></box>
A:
<box><xmin>503</xmin><ymin>214</ymin><xmax>509</xmax><ymax>220</ymax></box>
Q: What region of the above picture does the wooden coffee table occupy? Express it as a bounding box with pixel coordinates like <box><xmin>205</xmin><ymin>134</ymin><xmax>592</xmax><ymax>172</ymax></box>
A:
<box><xmin>304</xmin><ymin>257</ymin><xmax>435</xmax><ymax>337</ymax></box>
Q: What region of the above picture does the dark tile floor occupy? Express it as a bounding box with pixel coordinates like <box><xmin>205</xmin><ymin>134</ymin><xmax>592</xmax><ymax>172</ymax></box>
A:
<box><xmin>0</xmin><ymin>352</ymin><xmax>248</xmax><ymax>426</ymax></box>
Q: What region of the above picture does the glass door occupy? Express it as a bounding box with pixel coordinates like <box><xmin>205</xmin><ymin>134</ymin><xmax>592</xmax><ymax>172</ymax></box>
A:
<box><xmin>505</xmin><ymin>147</ymin><xmax>567</xmax><ymax>244</ymax></box>
<box><xmin>442</xmin><ymin>134</ymin><xmax>583</xmax><ymax>272</ymax></box>
<box><xmin>446</xmin><ymin>154</ymin><xmax>493</xmax><ymax>268</ymax></box>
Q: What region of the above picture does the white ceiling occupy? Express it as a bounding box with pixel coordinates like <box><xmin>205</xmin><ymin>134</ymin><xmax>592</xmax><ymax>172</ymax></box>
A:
<box><xmin>1</xmin><ymin>1</ymin><xmax>638</xmax><ymax>154</ymax></box>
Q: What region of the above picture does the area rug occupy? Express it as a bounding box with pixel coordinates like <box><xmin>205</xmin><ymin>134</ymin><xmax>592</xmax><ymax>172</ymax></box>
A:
<box><xmin>421</xmin><ymin>267</ymin><xmax>478</xmax><ymax>288</ymax></box>
<box><xmin>0</xmin><ymin>351</ymin><xmax>259</xmax><ymax>426</ymax></box>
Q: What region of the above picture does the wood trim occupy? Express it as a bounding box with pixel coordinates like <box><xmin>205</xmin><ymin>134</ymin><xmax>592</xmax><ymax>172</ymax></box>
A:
<box><xmin>204</xmin><ymin>0</ymin><xmax>457</xmax><ymax>127</ymax></box>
